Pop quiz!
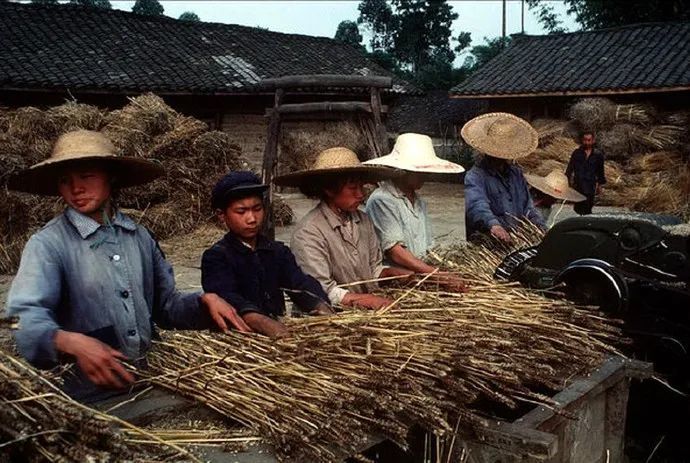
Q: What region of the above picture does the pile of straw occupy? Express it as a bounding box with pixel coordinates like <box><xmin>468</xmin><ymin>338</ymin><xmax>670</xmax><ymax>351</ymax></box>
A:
<box><xmin>522</xmin><ymin>97</ymin><xmax>689</xmax><ymax>219</ymax></box>
<box><xmin>140</xmin><ymin>225</ymin><xmax>622</xmax><ymax>462</ymax></box>
<box><xmin>0</xmin><ymin>94</ymin><xmax>248</xmax><ymax>273</ymax></box>
<box><xmin>279</xmin><ymin>121</ymin><xmax>368</xmax><ymax>174</ymax></box>
<box><xmin>0</xmin><ymin>347</ymin><xmax>200</xmax><ymax>462</ymax></box>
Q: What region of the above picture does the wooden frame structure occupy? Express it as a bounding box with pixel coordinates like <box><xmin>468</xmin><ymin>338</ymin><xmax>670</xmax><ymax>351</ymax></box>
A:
<box><xmin>259</xmin><ymin>74</ymin><xmax>393</xmax><ymax>238</ymax></box>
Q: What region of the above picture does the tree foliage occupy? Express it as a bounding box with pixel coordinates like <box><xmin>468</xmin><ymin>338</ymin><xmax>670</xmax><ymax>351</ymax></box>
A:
<box><xmin>132</xmin><ymin>0</ymin><xmax>163</xmax><ymax>16</ymax></box>
<box><xmin>357</xmin><ymin>0</ymin><xmax>395</xmax><ymax>50</ymax></box>
<box><xmin>334</xmin><ymin>20</ymin><xmax>364</xmax><ymax>49</ymax></box>
<box><xmin>69</xmin><ymin>0</ymin><xmax>112</xmax><ymax>8</ymax></box>
<box><xmin>179</xmin><ymin>11</ymin><xmax>200</xmax><ymax>22</ymax></box>
<box><xmin>529</xmin><ymin>0</ymin><xmax>690</xmax><ymax>31</ymax></box>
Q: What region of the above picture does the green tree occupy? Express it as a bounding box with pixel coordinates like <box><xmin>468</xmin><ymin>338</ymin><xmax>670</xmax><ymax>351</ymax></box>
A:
<box><xmin>357</xmin><ymin>0</ymin><xmax>395</xmax><ymax>50</ymax></box>
<box><xmin>132</xmin><ymin>0</ymin><xmax>163</xmax><ymax>16</ymax></box>
<box><xmin>526</xmin><ymin>1</ymin><xmax>566</xmax><ymax>34</ymax></box>
<box><xmin>529</xmin><ymin>0</ymin><xmax>690</xmax><ymax>31</ymax></box>
<box><xmin>179</xmin><ymin>11</ymin><xmax>200</xmax><ymax>21</ymax></box>
<box><xmin>69</xmin><ymin>0</ymin><xmax>112</xmax><ymax>8</ymax></box>
<box><xmin>334</xmin><ymin>20</ymin><xmax>364</xmax><ymax>48</ymax></box>
<box><xmin>465</xmin><ymin>36</ymin><xmax>511</xmax><ymax>71</ymax></box>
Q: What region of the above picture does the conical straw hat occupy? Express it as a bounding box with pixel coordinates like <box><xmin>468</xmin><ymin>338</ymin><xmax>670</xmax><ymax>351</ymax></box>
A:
<box><xmin>460</xmin><ymin>112</ymin><xmax>538</xmax><ymax>159</ymax></box>
<box><xmin>273</xmin><ymin>147</ymin><xmax>398</xmax><ymax>187</ymax></box>
<box><xmin>363</xmin><ymin>133</ymin><xmax>465</xmax><ymax>174</ymax></box>
<box><xmin>524</xmin><ymin>169</ymin><xmax>586</xmax><ymax>202</ymax></box>
<box><xmin>8</xmin><ymin>130</ymin><xmax>164</xmax><ymax>196</ymax></box>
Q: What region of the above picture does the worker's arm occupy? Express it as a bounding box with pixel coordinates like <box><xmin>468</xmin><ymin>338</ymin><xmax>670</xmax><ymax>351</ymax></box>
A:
<box><xmin>596</xmin><ymin>151</ymin><xmax>607</xmax><ymax>193</ymax></box>
<box><xmin>565</xmin><ymin>150</ymin><xmax>576</xmax><ymax>185</ymax></box>
<box><xmin>464</xmin><ymin>169</ymin><xmax>502</xmax><ymax>232</ymax></box>
<box><xmin>387</xmin><ymin>243</ymin><xmax>436</xmax><ymax>274</ymax></box>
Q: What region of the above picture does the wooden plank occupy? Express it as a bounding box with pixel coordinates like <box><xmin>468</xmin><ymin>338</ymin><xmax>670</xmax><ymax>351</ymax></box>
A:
<box><xmin>265</xmin><ymin>101</ymin><xmax>388</xmax><ymax>115</ymax></box>
<box><xmin>370</xmin><ymin>87</ymin><xmax>388</xmax><ymax>157</ymax></box>
<box><xmin>516</xmin><ymin>358</ymin><xmax>649</xmax><ymax>431</ymax></box>
<box><xmin>261</xmin><ymin>88</ymin><xmax>284</xmax><ymax>240</ymax></box>
<box><xmin>260</xmin><ymin>75</ymin><xmax>392</xmax><ymax>90</ymax></box>
<box><xmin>469</xmin><ymin>421</ymin><xmax>558</xmax><ymax>459</ymax></box>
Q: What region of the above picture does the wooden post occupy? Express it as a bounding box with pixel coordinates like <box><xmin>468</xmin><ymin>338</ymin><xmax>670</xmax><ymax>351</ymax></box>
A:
<box><xmin>261</xmin><ymin>88</ymin><xmax>284</xmax><ymax>240</ymax></box>
<box><xmin>370</xmin><ymin>87</ymin><xmax>387</xmax><ymax>157</ymax></box>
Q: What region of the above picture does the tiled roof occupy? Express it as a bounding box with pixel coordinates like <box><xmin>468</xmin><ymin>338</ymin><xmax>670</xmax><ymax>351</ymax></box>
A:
<box><xmin>451</xmin><ymin>22</ymin><xmax>690</xmax><ymax>97</ymax></box>
<box><xmin>387</xmin><ymin>91</ymin><xmax>484</xmax><ymax>137</ymax></box>
<box><xmin>0</xmin><ymin>2</ymin><xmax>416</xmax><ymax>95</ymax></box>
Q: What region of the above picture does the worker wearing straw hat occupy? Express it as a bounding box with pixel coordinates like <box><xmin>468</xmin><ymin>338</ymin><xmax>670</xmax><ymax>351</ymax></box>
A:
<box><xmin>363</xmin><ymin>133</ymin><xmax>467</xmax><ymax>292</ymax></box>
<box><xmin>524</xmin><ymin>169</ymin><xmax>586</xmax><ymax>227</ymax></box>
<box><xmin>460</xmin><ymin>113</ymin><xmax>546</xmax><ymax>243</ymax></box>
<box><xmin>275</xmin><ymin>147</ymin><xmax>412</xmax><ymax>310</ymax></box>
<box><xmin>5</xmin><ymin>130</ymin><xmax>250</xmax><ymax>402</ymax></box>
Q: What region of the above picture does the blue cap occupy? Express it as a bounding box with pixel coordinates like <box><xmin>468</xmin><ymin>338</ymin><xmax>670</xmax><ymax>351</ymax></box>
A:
<box><xmin>211</xmin><ymin>171</ymin><xmax>268</xmax><ymax>210</ymax></box>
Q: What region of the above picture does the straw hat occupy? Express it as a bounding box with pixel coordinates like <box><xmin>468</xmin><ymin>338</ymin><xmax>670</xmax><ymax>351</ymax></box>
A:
<box><xmin>8</xmin><ymin>130</ymin><xmax>164</xmax><ymax>196</ymax></box>
<box><xmin>363</xmin><ymin>133</ymin><xmax>465</xmax><ymax>174</ymax></box>
<box><xmin>460</xmin><ymin>112</ymin><xmax>538</xmax><ymax>159</ymax></box>
<box><xmin>524</xmin><ymin>169</ymin><xmax>586</xmax><ymax>202</ymax></box>
<box><xmin>273</xmin><ymin>147</ymin><xmax>397</xmax><ymax>187</ymax></box>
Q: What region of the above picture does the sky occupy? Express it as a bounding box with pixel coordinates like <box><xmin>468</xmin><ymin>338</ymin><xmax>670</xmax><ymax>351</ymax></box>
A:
<box><xmin>106</xmin><ymin>1</ymin><xmax>580</xmax><ymax>61</ymax></box>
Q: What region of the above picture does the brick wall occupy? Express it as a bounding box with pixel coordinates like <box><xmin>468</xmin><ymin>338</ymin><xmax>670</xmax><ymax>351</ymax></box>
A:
<box><xmin>221</xmin><ymin>114</ymin><xmax>331</xmax><ymax>172</ymax></box>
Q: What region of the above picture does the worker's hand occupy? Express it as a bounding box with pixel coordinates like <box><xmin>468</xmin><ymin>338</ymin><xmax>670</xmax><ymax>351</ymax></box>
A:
<box><xmin>490</xmin><ymin>225</ymin><xmax>512</xmax><ymax>243</ymax></box>
<box><xmin>309</xmin><ymin>302</ymin><xmax>335</xmax><ymax>316</ymax></box>
<box><xmin>201</xmin><ymin>293</ymin><xmax>252</xmax><ymax>333</ymax></box>
<box><xmin>54</xmin><ymin>330</ymin><xmax>135</xmax><ymax>389</ymax></box>
<box><xmin>437</xmin><ymin>274</ymin><xmax>468</xmax><ymax>293</ymax></box>
<box><xmin>343</xmin><ymin>293</ymin><xmax>393</xmax><ymax>310</ymax></box>
<box><xmin>242</xmin><ymin>312</ymin><xmax>289</xmax><ymax>339</ymax></box>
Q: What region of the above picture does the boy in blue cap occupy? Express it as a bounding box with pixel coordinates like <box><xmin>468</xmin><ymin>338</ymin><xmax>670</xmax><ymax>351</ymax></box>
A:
<box><xmin>202</xmin><ymin>171</ymin><xmax>333</xmax><ymax>338</ymax></box>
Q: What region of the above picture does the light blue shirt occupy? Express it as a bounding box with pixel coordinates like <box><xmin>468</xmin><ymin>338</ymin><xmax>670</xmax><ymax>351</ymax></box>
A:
<box><xmin>365</xmin><ymin>181</ymin><xmax>434</xmax><ymax>260</ymax></box>
<box><xmin>6</xmin><ymin>207</ymin><xmax>208</xmax><ymax>400</ymax></box>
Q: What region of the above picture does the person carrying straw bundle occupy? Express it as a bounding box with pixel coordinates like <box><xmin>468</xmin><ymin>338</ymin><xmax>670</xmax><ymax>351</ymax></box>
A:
<box><xmin>201</xmin><ymin>171</ymin><xmax>333</xmax><ymax>339</ymax></box>
<box><xmin>275</xmin><ymin>147</ymin><xmax>412</xmax><ymax>310</ymax></box>
<box><xmin>363</xmin><ymin>133</ymin><xmax>467</xmax><ymax>292</ymax></box>
<box><xmin>461</xmin><ymin>113</ymin><xmax>545</xmax><ymax>243</ymax></box>
<box><xmin>524</xmin><ymin>169</ymin><xmax>586</xmax><ymax>227</ymax></box>
<box><xmin>5</xmin><ymin>130</ymin><xmax>250</xmax><ymax>402</ymax></box>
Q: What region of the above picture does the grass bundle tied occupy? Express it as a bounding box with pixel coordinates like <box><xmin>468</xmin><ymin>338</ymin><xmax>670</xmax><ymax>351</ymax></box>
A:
<box><xmin>630</xmin><ymin>124</ymin><xmax>687</xmax><ymax>151</ymax></box>
<box><xmin>5</xmin><ymin>107</ymin><xmax>57</xmax><ymax>143</ymax></box>
<box><xmin>627</xmin><ymin>151</ymin><xmax>684</xmax><ymax>174</ymax></box>
<box><xmin>0</xmin><ymin>347</ymin><xmax>201</xmax><ymax>462</ymax></box>
<box><xmin>279</xmin><ymin>121</ymin><xmax>368</xmax><ymax>174</ymax></box>
<box><xmin>596</xmin><ymin>123</ymin><xmax>635</xmax><ymax>159</ymax></box>
<box><xmin>569</xmin><ymin>98</ymin><xmax>656</xmax><ymax>131</ymax></box>
<box><xmin>531</xmin><ymin>118</ymin><xmax>570</xmax><ymax>147</ymax></box>
<box><xmin>140</xmin><ymin>223</ymin><xmax>623</xmax><ymax>463</ymax></box>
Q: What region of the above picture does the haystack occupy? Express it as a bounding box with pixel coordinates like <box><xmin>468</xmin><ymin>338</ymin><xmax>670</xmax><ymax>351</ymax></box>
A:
<box><xmin>596</xmin><ymin>123</ymin><xmax>635</xmax><ymax>159</ymax></box>
<box><xmin>569</xmin><ymin>98</ymin><xmax>656</xmax><ymax>131</ymax></box>
<box><xmin>0</xmin><ymin>95</ymin><xmax>248</xmax><ymax>272</ymax></box>
<box><xmin>279</xmin><ymin>121</ymin><xmax>368</xmax><ymax>174</ymax></box>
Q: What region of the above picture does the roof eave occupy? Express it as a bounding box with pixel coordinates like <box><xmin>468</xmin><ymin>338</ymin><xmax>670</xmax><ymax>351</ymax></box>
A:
<box><xmin>450</xmin><ymin>85</ymin><xmax>690</xmax><ymax>99</ymax></box>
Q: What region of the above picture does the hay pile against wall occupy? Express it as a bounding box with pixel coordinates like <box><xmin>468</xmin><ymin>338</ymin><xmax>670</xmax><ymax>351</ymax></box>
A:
<box><xmin>0</xmin><ymin>94</ymin><xmax>292</xmax><ymax>273</ymax></box>
<box><xmin>518</xmin><ymin>97</ymin><xmax>690</xmax><ymax>219</ymax></box>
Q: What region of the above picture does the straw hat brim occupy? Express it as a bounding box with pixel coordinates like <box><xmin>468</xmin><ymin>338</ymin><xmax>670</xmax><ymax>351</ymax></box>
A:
<box><xmin>274</xmin><ymin>166</ymin><xmax>398</xmax><ymax>188</ymax></box>
<box><xmin>461</xmin><ymin>112</ymin><xmax>538</xmax><ymax>160</ymax></box>
<box><xmin>8</xmin><ymin>155</ymin><xmax>165</xmax><ymax>196</ymax></box>
<box><xmin>363</xmin><ymin>153</ymin><xmax>465</xmax><ymax>174</ymax></box>
<box><xmin>524</xmin><ymin>173</ymin><xmax>586</xmax><ymax>202</ymax></box>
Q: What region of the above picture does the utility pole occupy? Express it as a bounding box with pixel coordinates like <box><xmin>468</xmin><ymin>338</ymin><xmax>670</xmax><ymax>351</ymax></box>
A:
<box><xmin>502</xmin><ymin>0</ymin><xmax>507</xmax><ymax>39</ymax></box>
<box><xmin>521</xmin><ymin>0</ymin><xmax>525</xmax><ymax>34</ymax></box>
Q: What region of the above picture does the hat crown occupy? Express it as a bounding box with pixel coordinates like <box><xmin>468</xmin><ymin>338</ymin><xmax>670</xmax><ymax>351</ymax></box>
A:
<box><xmin>312</xmin><ymin>147</ymin><xmax>361</xmax><ymax>170</ymax></box>
<box><xmin>51</xmin><ymin>130</ymin><xmax>117</xmax><ymax>161</ymax></box>
<box><xmin>544</xmin><ymin>170</ymin><xmax>569</xmax><ymax>192</ymax></box>
<box><xmin>487</xmin><ymin>118</ymin><xmax>518</xmax><ymax>139</ymax></box>
<box><xmin>391</xmin><ymin>133</ymin><xmax>435</xmax><ymax>161</ymax></box>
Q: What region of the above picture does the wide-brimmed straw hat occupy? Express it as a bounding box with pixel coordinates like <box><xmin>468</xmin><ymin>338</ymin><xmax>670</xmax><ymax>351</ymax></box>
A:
<box><xmin>363</xmin><ymin>133</ymin><xmax>465</xmax><ymax>174</ymax></box>
<box><xmin>273</xmin><ymin>147</ymin><xmax>397</xmax><ymax>187</ymax></box>
<box><xmin>524</xmin><ymin>169</ymin><xmax>586</xmax><ymax>202</ymax></box>
<box><xmin>460</xmin><ymin>112</ymin><xmax>538</xmax><ymax>160</ymax></box>
<box><xmin>8</xmin><ymin>130</ymin><xmax>164</xmax><ymax>196</ymax></box>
